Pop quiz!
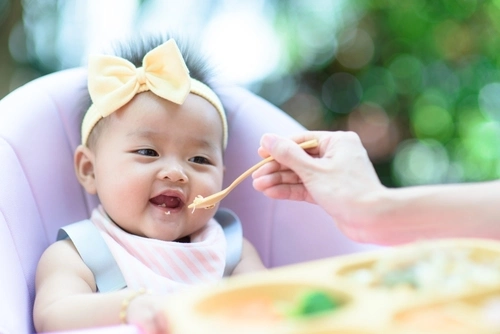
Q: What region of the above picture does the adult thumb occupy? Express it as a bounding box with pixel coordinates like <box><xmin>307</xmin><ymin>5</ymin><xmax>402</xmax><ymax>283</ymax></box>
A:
<box><xmin>260</xmin><ymin>134</ymin><xmax>314</xmax><ymax>174</ymax></box>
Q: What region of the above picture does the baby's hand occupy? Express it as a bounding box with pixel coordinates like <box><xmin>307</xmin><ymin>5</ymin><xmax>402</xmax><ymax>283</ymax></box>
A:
<box><xmin>126</xmin><ymin>294</ymin><xmax>170</xmax><ymax>334</ymax></box>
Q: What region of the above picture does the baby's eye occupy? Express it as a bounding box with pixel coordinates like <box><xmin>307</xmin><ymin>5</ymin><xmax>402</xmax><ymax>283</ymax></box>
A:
<box><xmin>136</xmin><ymin>149</ymin><xmax>159</xmax><ymax>157</ymax></box>
<box><xmin>189</xmin><ymin>156</ymin><xmax>211</xmax><ymax>165</ymax></box>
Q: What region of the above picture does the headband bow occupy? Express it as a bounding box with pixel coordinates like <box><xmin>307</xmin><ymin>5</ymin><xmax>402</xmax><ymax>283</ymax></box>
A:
<box><xmin>81</xmin><ymin>39</ymin><xmax>228</xmax><ymax>148</ymax></box>
<box><xmin>89</xmin><ymin>39</ymin><xmax>190</xmax><ymax>118</ymax></box>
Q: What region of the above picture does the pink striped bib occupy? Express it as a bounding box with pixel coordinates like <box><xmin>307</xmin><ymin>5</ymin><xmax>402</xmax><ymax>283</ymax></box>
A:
<box><xmin>91</xmin><ymin>205</ymin><xmax>226</xmax><ymax>295</ymax></box>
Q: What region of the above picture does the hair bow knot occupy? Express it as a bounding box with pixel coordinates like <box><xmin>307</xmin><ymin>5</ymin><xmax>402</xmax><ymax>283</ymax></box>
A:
<box><xmin>136</xmin><ymin>67</ymin><xmax>147</xmax><ymax>85</ymax></box>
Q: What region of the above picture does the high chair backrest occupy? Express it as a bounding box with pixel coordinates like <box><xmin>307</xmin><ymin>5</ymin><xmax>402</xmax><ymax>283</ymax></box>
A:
<box><xmin>0</xmin><ymin>68</ymin><xmax>373</xmax><ymax>334</ymax></box>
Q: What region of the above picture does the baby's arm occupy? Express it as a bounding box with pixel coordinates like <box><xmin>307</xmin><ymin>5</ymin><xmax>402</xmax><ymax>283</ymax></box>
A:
<box><xmin>33</xmin><ymin>239</ymin><xmax>168</xmax><ymax>333</ymax></box>
<box><xmin>231</xmin><ymin>238</ymin><xmax>267</xmax><ymax>275</ymax></box>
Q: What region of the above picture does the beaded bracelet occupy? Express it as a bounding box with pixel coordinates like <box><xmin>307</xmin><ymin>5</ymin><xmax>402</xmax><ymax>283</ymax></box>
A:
<box><xmin>119</xmin><ymin>288</ymin><xmax>148</xmax><ymax>324</ymax></box>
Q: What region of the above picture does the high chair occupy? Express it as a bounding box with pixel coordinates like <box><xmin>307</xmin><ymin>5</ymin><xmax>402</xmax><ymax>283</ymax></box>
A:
<box><xmin>0</xmin><ymin>68</ymin><xmax>374</xmax><ymax>333</ymax></box>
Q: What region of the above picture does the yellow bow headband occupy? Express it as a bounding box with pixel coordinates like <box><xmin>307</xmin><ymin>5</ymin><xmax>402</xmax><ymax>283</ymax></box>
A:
<box><xmin>81</xmin><ymin>39</ymin><xmax>228</xmax><ymax>148</ymax></box>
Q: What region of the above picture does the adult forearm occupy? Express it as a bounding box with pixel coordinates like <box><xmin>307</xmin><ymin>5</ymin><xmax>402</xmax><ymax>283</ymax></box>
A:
<box><xmin>350</xmin><ymin>180</ymin><xmax>500</xmax><ymax>245</ymax></box>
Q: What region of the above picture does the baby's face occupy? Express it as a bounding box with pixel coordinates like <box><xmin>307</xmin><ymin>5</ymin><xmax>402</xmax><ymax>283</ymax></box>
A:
<box><xmin>91</xmin><ymin>91</ymin><xmax>225</xmax><ymax>241</ymax></box>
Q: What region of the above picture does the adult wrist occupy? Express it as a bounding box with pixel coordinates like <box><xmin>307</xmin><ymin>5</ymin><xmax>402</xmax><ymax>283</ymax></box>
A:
<box><xmin>354</xmin><ymin>186</ymin><xmax>393</xmax><ymax>223</ymax></box>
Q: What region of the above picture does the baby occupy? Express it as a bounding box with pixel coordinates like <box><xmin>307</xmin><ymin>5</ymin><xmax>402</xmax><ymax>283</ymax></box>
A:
<box><xmin>33</xmin><ymin>34</ymin><xmax>265</xmax><ymax>333</ymax></box>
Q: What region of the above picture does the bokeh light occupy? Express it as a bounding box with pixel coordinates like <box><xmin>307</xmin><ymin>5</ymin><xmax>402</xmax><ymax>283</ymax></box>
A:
<box><xmin>203</xmin><ymin>5</ymin><xmax>280</xmax><ymax>85</ymax></box>
<box><xmin>3</xmin><ymin>0</ymin><xmax>500</xmax><ymax>187</ymax></box>
<box><xmin>388</xmin><ymin>54</ymin><xmax>424</xmax><ymax>96</ymax></box>
<box><xmin>479</xmin><ymin>82</ymin><xmax>500</xmax><ymax>122</ymax></box>
<box><xmin>280</xmin><ymin>92</ymin><xmax>324</xmax><ymax>130</ymax></box>
<box><xmin>393</xmin><ymin>139</ymin><xmax>450</xmax><ymax>186</ymax></box>
<box><xmin>358</xmin><ymin>67</ymin><xmax>397</xmax><ymax>111</ymax></box>
<box><xmin>322</xmin><ymin>72</ymin><xmax>362</xmax><ymax>114</ymax></box>
<box><xmin>411</xmin><ymin>98</ymin><xmax>454</xmax><ymax>143</ymax></box>
<box><xmin>336</xmin><ymin>28</ymin><xmax>374</xmax><ymax>69</ymax></box>
<box><xmin>346</xmin><ymin>102</ymin><xmax>399</xmax><ymax>162</ymax></box>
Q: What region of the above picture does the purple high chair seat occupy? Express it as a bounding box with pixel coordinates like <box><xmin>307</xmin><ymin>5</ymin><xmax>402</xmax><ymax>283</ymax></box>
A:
<box><xmin>0</xmin><ymin>68</ymin><xmax>374</xmax><ymax>333</ymax></box>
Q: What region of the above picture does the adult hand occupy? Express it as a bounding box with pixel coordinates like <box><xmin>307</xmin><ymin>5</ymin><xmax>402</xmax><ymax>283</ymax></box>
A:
<box><xmin>252</xmin><ymin>131</ymin><xmax>388</xmax><ymax>242</ymax></box>
<box><xmin>252</xmin><ymin>131</ymin><xmax>500</xmax><ymax>245</ymax></box>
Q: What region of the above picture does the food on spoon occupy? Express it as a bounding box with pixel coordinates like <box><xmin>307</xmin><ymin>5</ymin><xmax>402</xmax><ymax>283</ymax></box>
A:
<box><xmin>189</xmin><ymin>195</ymin><xmax>215</xmax><ymax>213</ymax></box>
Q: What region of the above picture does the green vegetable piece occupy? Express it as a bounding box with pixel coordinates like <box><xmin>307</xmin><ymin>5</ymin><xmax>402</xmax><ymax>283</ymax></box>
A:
<box><xmin>290</xmin><ymin>290</ymin><xmax>342</xmax><ymax>317</ymax></box>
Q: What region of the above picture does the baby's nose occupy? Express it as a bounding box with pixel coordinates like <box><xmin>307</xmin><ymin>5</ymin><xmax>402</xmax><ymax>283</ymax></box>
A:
<box><xmin>158</xmin><ymin>165</ymin><xmax>188</xmax><ymax>183</ymax></box>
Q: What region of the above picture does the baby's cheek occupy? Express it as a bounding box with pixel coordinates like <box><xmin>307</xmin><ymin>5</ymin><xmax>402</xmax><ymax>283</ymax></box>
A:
<box><xmin>99</xmin><ymin>180</ymin><xmax>143</xmax><ymax>216</ymax></box>
<box><xmin>194</xmin><ymin>210</ymin><xmax>217</xmax><ymax>233</ymax></box>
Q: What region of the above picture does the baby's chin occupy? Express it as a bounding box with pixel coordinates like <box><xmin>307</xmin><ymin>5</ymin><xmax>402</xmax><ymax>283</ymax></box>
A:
<box><xmin>147</xmin><ymin>221</ymin><xmax>204</xmax><ymax>242</ymax></box>
<box><xmin>146</xmin><ymin>225</ymin><xmax>186</xmax><ymax>241</ymax></box>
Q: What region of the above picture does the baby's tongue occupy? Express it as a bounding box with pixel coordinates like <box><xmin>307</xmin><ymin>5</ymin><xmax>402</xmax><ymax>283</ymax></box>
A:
<box><xmin>151</xmin><ymin>195</ymin><xmax>181</xmax><ymax>208</ymax></box>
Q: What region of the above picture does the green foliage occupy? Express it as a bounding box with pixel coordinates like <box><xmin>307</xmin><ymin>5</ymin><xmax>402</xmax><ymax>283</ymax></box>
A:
<box><xmin>275</xmin><ymin>0</ymin><xmax>500</xmax><ymax>186</ymax></box>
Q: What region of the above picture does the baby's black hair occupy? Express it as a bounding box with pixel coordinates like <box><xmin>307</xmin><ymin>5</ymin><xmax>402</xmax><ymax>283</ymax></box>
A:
<box><xmin>83</xmin><ymin>32</ymin><xmax>218</xmax><ymax>148</ymax></box>
<box><xmin>111</xmin><ymin>32</ymin><xmax>214</xmax><ymax>87</ymax></box>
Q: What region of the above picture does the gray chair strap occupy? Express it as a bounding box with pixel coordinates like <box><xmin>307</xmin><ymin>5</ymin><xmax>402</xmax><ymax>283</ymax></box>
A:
<box><xmin>57</xmin><ymin>208</ymin><xmax>243</xmax><ymax>293</ymax></box>
<box><xmin>57</xmin><ymin>220</ymin><xmax>127</xmax><ymax>292</ymax></box>
<box><xmin>215</xmin><ymin>208</ymin><xmax>243</xmax><ymax>276</ymax></box>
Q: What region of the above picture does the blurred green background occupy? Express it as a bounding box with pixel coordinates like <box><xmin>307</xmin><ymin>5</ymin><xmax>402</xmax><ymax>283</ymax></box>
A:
<box><xmin>2</xmin><ymin>0</ymin><xmax>500</xmax><ymax>187</ymax></box>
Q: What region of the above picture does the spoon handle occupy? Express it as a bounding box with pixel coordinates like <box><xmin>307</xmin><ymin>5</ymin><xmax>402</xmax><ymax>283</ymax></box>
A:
<box><xmin>227</xmin><ymin>139</ymin><xmax>319</xmax><ymax>190</ymax></box>
<box><xmin>188</xmin><ymin>139</ymin><xmax>318</xmax><ymax>209</ymax></box>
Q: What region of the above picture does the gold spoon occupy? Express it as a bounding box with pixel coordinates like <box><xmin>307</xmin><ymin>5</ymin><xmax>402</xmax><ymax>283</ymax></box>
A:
<box><xmin>188</xmin><ymin>139</ymin><xmax>319</xmax><ymax>211</ymax></box>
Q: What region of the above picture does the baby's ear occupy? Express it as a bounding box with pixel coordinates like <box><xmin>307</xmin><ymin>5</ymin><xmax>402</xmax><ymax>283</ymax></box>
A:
<box><xmin>74</xmin><ymin>145</ymin><xmax>97</xmax><ymax>194</ymax></box>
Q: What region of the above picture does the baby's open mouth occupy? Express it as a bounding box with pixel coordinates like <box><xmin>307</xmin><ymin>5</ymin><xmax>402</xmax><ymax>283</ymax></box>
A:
<box><xmin>150</xmin><ymin>195</ymin><xmax>184</xmax><ymax>211</ymax></box>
